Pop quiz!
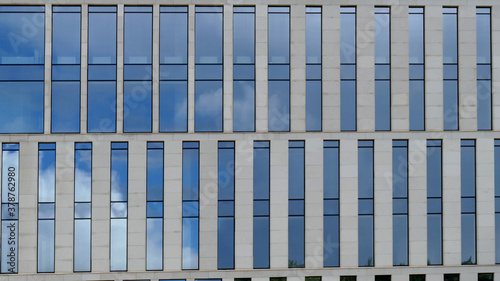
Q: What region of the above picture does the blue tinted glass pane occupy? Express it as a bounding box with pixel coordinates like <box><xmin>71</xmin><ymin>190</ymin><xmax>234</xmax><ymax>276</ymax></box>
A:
<box><xmin>306</xmin><ymin>12</ymin><xmax>321</xmax><ymax>64</ymax></box>
<box><xmin>0</xmin><ymin>65</ymin><xmax>44</xmax><ymax>81</ymax></box>
<box><xmin>427</xmin><ymin>214</ymin><xmax>442</xmax><ymax>265</ymax></box>
<box><xmin>358</xmin><ymin>215</ymin><xmax>374</xmax><ymax>266</ymax></box>
<box><xmin>375</xmin><ymin>80</ymin><xmax>390</xmax><ymax>131</ymax></box>
<box><xmin>496</xmin><ymin>145</ymin><xmax>500</xmax><ymax>196</ymax></box>
<box><xmin>147</xmin><ymin>148</ymin><xmax>163</xmax><ymax>201</ymax></box>
<box><xmin>196</xmin><ymin>64</ymin><xmax>223</xmax><ymax>80</ymax></box>
<box><xmin>196</xmin><ymin>12</ymin><xmax>223</xmax><ymax>64</ymax></box>
<box><xmin>393</xmin><ymin>215</ymin><xmax>408</xmax><ymax>266</ymax></box>
<box><xmin>288</xmin><ymin>216</ymin><xmax>304</xmax><ymax>267</ymax></box>
<box><xmin>427</xmin><ymin>198</ymin><xmax>442</xmax><ymax>214</ymax></box>
<box><xmin>87</xmin><ymin>81</ymin><xmax>116</xmax><ymax>133</ymax></box>
<box><xmin>38</xmin><ymin>149</ymin><xmax>55</xmax><ymax>202</ymax></box>
<box><xmin>443</xmin><ymin>80</ymin><xmax>458</xmax><ymax>131</ymax></box>
<box><xmin>182</xmin><ymin>217</ymin><xmax>199</xmax><ymax>270</ymax></box>
<box><xmin>37</xmin><ymin>220</ymin><xmax>54</xmax><ymax>272</ymax></box>
<box><xmin>340</xmin><ymin>12</ymin><xmax>356</xmax><ymax>63</ymax></box>
<box><xmin>477</xmin><ymin>14</ymin><xmax>491</xmax><ymax>63</ymax></box>
<box><xmin>461</xmin><ymin>197</ymin><xmax>476</xmax><ymax>213</ymax></box>
<box><xmin>306</xmin><ymin>64</ymin><xmax>322</xmax><ymax>80</ymax></box>
<box><xmin>268</xmin><ymin>64</ymin><xmax>290</xmax><ymax>80</ymax></box>
<box><xmin>234</xmin><ymin>7</ymin><xmax>255</xmax><ymax>13</ymax></box>
<box><xmin>324</xmin><ymin>199</ymin><xmax>339</xmax><ymax>215</ymax></box>
<box><xmin>233</xmin><ymin>81</ymin><xmax>255</xmax><ymax>132</ymax></box>
<box><xmin>341</xmin><ymin>80</ymin><xmax>356</xmax><ymax>131</ymax></box>
<box><xmin>254</xmin><ymin>147</ymin><xmax>270</xmax><ymax>200</ymax></box>
<box><xmin>477</xmin><ymin>64</ymin><xmax>491</xmax><ymax>79</ymax></box>
<box><xmin>306</xmin><ymin>81</ymin><xmax>322</xmax><ymax>131</ymax></box>
<box><xmin>233</xmin><ymin>65</ymin><xmax>255</xmax><ymax>80</ymax></box>
<box><xmin>123</xmin><ymin>81</ymin><xmax>152</xmax><ymax>133</ymax></box>
<box><xmin>341</xmin><ymin>64</ymin><xmax>356</xmax><ymax>80</ymax></box>
<box><xmin>427</xmin><ymin>145</ymin><xmax>442</xmax><ymax>197</ymax></box>
<box><xmin>218</xmin><ymin>201</ymin><xmax>234</xmax><ymax>217</ymax></box>
<box><xmin>183</xmin><ymin>201</ymin><xmax>199</xmax><ymax>217</ymax></box>
<box><xmin>268</xmin><ymin>13</ymin><xmax>289</xmax><ymax>64</ymax></box>
<box><xmin>160</xmin><ymin>65</ymin><xmax>187</xmax><ymax>80</ymax></box>
<box><xmin>253</xmin><ymin>216</ymin><xmax>270</xmax><ymax>268</ymax></box>
<box><xmin>234</xmin><ymin>12</ymin><xmax>255</xmax><ymax>63</ymax></box>
<box><xmin>124</xmin><ymin>12</ymin><xmax>152</xmax><ymax>64</ymax></box>
<box><xmin>409</xmin><ymin>80</ymin><xmax>424</xmax><ymax>130</ymax></box>
<box><xmin>393</xmin><ymin>198</ymin><xmax>408</xmax><ymax>214</ymax></box>
<box><xmin>147</xmin><ymin>202</ymin><xmax>163</xmax><ymax>218</ymax></box>
<box><xmin>393</xmin><ymin>145</ymin><xmax>408</xmax><ymax>197</ymax></box>
<box><xmin>89</xmin><ymin>6</ymin><xmax>116</xmax><ymax>13</ymax></box>
<box><xmin>374</xmin><ymin>13</ymin><xmax>390</xmax><ymax>63</ymax></box>
<box><xmin>358</xmin><ymin>199</ymin><xmax>373</xmax><ymax>215</ymax></box>
<box><xmin>409</xmin><ymin>65</ymin><xmax>424</xmax><ymax>79</ymax></box>
<box><xmin>268</xmin><ymin>81</ymin><xmax>290</xmax><ymax>132</ymax></box>
<box><xmin>358</xmin><ymin>147</ymin><xmax>374</xmax><ymax>198</ymax></box>
<box><xmin>409</xmin><ymin>13</ymin><xmax>424</xmax><ymax>63</ymax></box>
<box><xmin>110</xmin><ymin>202</ymin><xmax>127</xmax><ymax>218</ymax></box>
<box><xmin>218</xmin><ymin>147</ymin><xmax>235</xmax><ymax>200</ymax></box>
<box><xmin>110</xmin><ymin>218</ymin><xmax>127</xmax><ymax>271</ymax></box>
<box><xmin>477</xmin><ymin>80</ymin><xmax>492</xmax><ymax>130</ymax></box>
<box><xmin>0</xmin><ymin>82</ymin><xmax>43</xmax><ymax>133</ymax></box>
<box><xmin>74</xmin><ymin>219</ymin><xmax>91</xmax><ymax>271</ymax></box>
<box><xmin>160</xmin><ymin>12</ymin><xmax>187</xmax><ymax>64</ymax></box>
<box><xmin>289</xmin><ymin>200</ymin><xmax>304</xmax><ymax>216</ymax></box>
<box><xmin>217</xmin><ymin>217</ymin><xmax>235</xmax><ymax>269</ymax></box>
<box><xmin>111</xmin><ymin>149</ymin><xmax>127</xmax><ymax>201</ymax></box>
<box><xmin>461</xmin><ymin>213</ymin><xmax>476</xmax><ymax>264</ymax></box>
<box><xmin>461</xmin><ymin>145</ymin><xmax>476</xmax><ymax>197</ymax></box>
<box><xmin>375</xmin><ymin>64</ymin><xmax>390</xmax><ymax>80</ymax></box>
<box><xmin>52</xmin><ymin>12</ymin><xmax>80</xmax><ymax>64</ymax></box>
<box><xmin>0</xmin><ymin>12</ymin><xmax>45</xmax><ymax>64</ymax></box>
<box><xmin>160</xmin><ymin>81</ymin><xmax>187</xmax><ymax>132</ymax></box>
<box><xmin>51</xmin><ymin>81</ymin><xmax>80</xmax><ymax>133</ymax></box>
<box><xmin>253</xmin><ymin>201</ymin><xmax>269</xmax><ymax>216</ymax></box>
<box><xmin>124</xmin><ymin>65</ymin><xmax>152</xmax><ymax>80</ymax></box>
<box><xmin>496</xmin><ymin>213</ymin><xmax>500</xmax><ymax>263</ymax></box>
<box><xmin>89</xmin><ymin>12</ymin><xmax>116</xmax><ymax>64</ymax></box>
<box><xmin>125</xmin><ymin>6</ymin><xmax>152</xmax><ymax>12</ymax></box>
<box><xmin>443</xmin><ymin>13</ymin><xmax>457</xmax><ymax>64</ymax></box>
<box><xmin>52</xmin><ymin>65</ymin><xmax>80</xmax><ymax>81</ymax></box>
<box><xmin>38</xmin><ymin>203</ymin><xmax>55</xmax><ymax>219</ymax></box>
<box><xmin>195</xmin><ymin>81</ymin><xmax>223</xmax><ymax>132</ymax></box>
<box><xmin>289</xmin><ymin>147</ymin><xmax>304</xmax><ymax>199</ymax></box>
<box><xmin>147</xmin><ymin>218</ymin><xmax>163</xmax><ymax>270</ymax></box>
<box><xmin>323</xmin><ymin>215</ymin><xmax>339</xmax><ymax>267</ymax></box>
<box><xmin>74</xmin><ymin>203</ymin><xmax>91</xmax><ymax>219</ymax></box>
<box><xmin>183</xmin><ymin>148</ymin><xmax>199</xmax><ymax>201</ymax></box>
<box><xmin>324</xmin><ymin>146</ymin><xmax>339</xmax><ymax>199</ymax></box>
<box><xmin>88</xmin><ymin>65</ymin><xmax>116</xmax><ymax>80</ymax></box>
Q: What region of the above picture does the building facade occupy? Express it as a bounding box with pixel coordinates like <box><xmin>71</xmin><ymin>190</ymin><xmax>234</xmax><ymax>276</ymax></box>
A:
<box><xmin>0</xmin><ymin>0</ymin><xmax>498</xmax><ymax>281</ymax></box>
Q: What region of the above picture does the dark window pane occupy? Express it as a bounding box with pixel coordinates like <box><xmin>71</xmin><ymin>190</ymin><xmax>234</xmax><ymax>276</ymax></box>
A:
<box><xmin>461</xmin><ymin>213</ymin><xmax>476</xmax><ymax>264</ymax></box>
<box><xmin>87</xmin><ymin>81</ymin><xmax>116</xmax><ymax>133</ymax></box>
<box><xmin>427</xmin><ymin>214</ymin><xmax>442</xmax><ymax>265</ymax></box>
<box><xmin>51</xmin><ymin>81</ymin><xmax>80</xmax><ymax>133</ymax></box>
<box><xmin>444</xmin><ymin>274</ymin><xmax>459</xmax><ymax>281</ymax></box>
<box><xmin>253</xmin><ymin>216</ymin><xmax>270</xmax><ymax>268</ymax></box>
<box><xmin>477</xmin><ymin>80</ymin><xmax>492</xmax><ymax>130</ymax></box>
<box><xmin>218</xmin><ymin>147</ymin><xmax>235</xmax><ymax>200</ymax></box>
<box><xmin>323</xmin><ymin>215</ymin><xmax>339</xmax><ymax>267</ymax></box>
<box><xmin>461</xmin><ymin>144</ymin><xmax>475</xmax><ymax>197</ymax></box>
<box><xmin>341</xmin><ymin>80</ymin><xmax>356</xmax><ymax>131</ymax></box>
<box><xmin>183</xmin><ymin>147</ymin><xmax>199</xmax><ymax>201</ymax></box>
<box><xmin>0</xmin><ymin>65</ymin><xmax>44</xmax><ymax>81</ymax></box>
<box><xmin>393</xmin><ymin>145</ymin><xmax>408</xmax><ymax>197</ymax></box>
<box><xmin>289</xmin><ymin>146</ymin><xmax>304</xmax><ymax>199</ymax></box>
<box><xmin>443</xmin><ymin>80</ymin><xmax>458</xmax><ymax>131</ymax></box>
<box><xmin>324</xmin><ymin>146</ymin><xmax>339</xmax><ymax>199</ymax></box>
<box><xmin>306</xmin><ymin>81</ymin><xmax>322</xmax><ymax>131</ymax></box>
<box><xmin>52</xmin><ymin>65</ymin><xmax>80</xmax><ymax>81</ymax></box>
<box><xmin>409</xmin><ymin>275</ymin><xmax>425</xmax><ymax>281</ymax></box>
<box><xmin>217</xmin><ymin>217</ymin><xmax>234</xmax><ymax>269</ymax></box>
<box><xmin>254</xmin><ymin>145</ymin><xmax>270</xmax><ymax>200</ymax></box>
<box><xmin>409</xmin><ymin>80</ymin><xmax>424</xmax><ymax>130</ymax></box>
<box><xmin>358</xmin><ymin>146</ymin><xmax>374</xmax><ymax>198</ymax></box>
<box><xmin>478</xmin><ymin>274</ymin><xmax>494</xmax><ymax>281</ymax></box>
<box><xmin>288</xmin><ymin>216</ymin><xmax>304</xmax><ymax>268</ymax></box>
<box><xmin>358</xmin><ymin>215</ymin><xmax>374</xmax><ymax>266</ymax></box>
<box><xmin>393</xmin><ymin>214</ymin><xmax>408</xmax><ymax>266</ymax></box>
<box><xmin>375</xmin><ymin>80</ymin><xmax>390</xmax><ymax>131</ymax></box>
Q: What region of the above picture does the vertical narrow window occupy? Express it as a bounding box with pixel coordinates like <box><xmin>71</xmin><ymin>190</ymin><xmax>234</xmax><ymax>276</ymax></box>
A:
<box><xmin>51</xmin><ymin>6</ymin><xmax>81</xmax><ymax>133</ymax></box>
<box><xmin>409</xmin><ymin>7</ymin><xmax>425</xmax><ymax>131</ymax></box>
<box><xmin>427</xmin><ymin>140</ymin><xmax>442</xmax><ymax>265</ymax></box>
<box><xmin>443</xmin><ymin>7</ymin><xmax>458</xmax><ymax>131</ymax></box>
<box><xmin>233</xmin><ymin>6</ymin><xmax>255</xmax><ymax>132</ymax></box>
<box><xmin>74</xmin><ymin>143</ymin><xmax>92</xmax><ymax>272</ymax></box>
<box><xmin>218</xmin><ymin>141</ymin><xmax>235</xmax><ymax>269</ymax></box>
<box><xmin>146</xmin><ymin>142</ymin><xmax>164</xmax><ymax>271</ymax></box>
<box><xmin>358</xmin><ymin>140</ymin><xmax>374</xmax><ymax>267</ymax></box>
<box><xmin>288</xmin><ymin>141</ymin><xmax>305</xmax><ymax>268</ymax></box>
<box><xmin>268</xmin><ymin>7</ymin><xmax>290</xmax><ymax>132</ymax></box>
<box><xmin>495</xmin><ymin>139</ymin><xmax>500</xmax><ymax>264</ymax></box>
<box><xmin>323</xmin><ymin>140</ymin><xmax>339</xmax><ymax>267</ymax></box>
<box><xmin>38</xmin><ymin>143</ymin><xmax>56</xmax><ymax>273</ymax></box>
<box><xmin>160</xmin><ymin>6</ymin><xmax>188</xmax><ymax>132</ymax></box>
<box><xmin>123</xmin><ymin>6</ymin><xmax>152</xmax><ymax>133</ymax></box>
<box><xmin>1</xmin><ymin>143</ymin><xmax>19</xmax><ymax>273</ymax></box>
<box><xmin>195</xmin><ymin>6</ymin><xmax>223</xmax><ymax>132</ymax></box>
<box><xmin>392</xmin><ymin>140</ymin><xmax>408</xmax><ymax>266</ymax></box>
<box><xmin>182</xmin><ymin>142</ymin><xmax>199</xmax><ymax>270</ymax></box>
<box><xmin>110</xmin><ymin>142</ymin><xmax>128</xmax><ymax>271</ymax></box>
<box><xmin>375</xmin><ymin>7</ymin><xmax>391</xmax><ymax>131</ymax></box>
<box><xmin>340</xmin><ymin>7</ymin><xmax>356</xmax><ymax>131</ymax></box>
<box><xmin>461</xmin><ymin>139</ymin><xmax>476</xmax><ymax>264</ymax></box>
<box><xmin>253</xmin><ymin>141</ymin><xmax>270</xmax><ymax>269</ymax></box>
<box><xmin>477</xmin><ymin>8</ymin><xmax>492</xmax><ymax>130</ymax></box>
<box><xmin>88</xmin><ymin>6</ymin><xmax>117</xmax><ymax>133</ymax></box>
<box><xmin>306</xmin><ymin>7</ymin><xmax>322</xmax><ymax>131</ymax></box>
<box><xmin>0</xmin><ymin>6</ymin><xmax>45</xmax><ymax>133</ymax></box>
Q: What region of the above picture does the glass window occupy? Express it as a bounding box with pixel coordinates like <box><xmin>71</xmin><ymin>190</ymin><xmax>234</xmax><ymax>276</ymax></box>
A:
<box><xmin>160</xmin><ymin>6</ymin><xmax>188</xmax><ymax>132</ymax></box>
<box><xmin>268</xmin><ymin>7</ymin><xmax>290</xmax><ymax>132</ymax></box>
<box><xmin>375</xmin><ymin>276</ymin><xmax>391</xmax><ymax>281</ymax></box>
<box><xmin>375</xmin><ymin>7</ymin><xmax>390</xmax><ymax>131</ymax></box>
<box><xmin>461</xmin><ymin>139</ymin><xmax>476</xmax><ymax>264</ymax></box>
<box><xmin>495</xmin><ymin>140</ymin><xmax>500</xmax><ymax>264</ymax></box>
<box><xmin>478</xmin><ymin>273</ymin><xmax>494</xmax><ymax>281</ymax></box>
<box><xmin>340</xmin><ymin>7</ymin><xmax>356</xmax><ymax>131</ymax></box>
<box><xmin>0</xmin><ymin>6</ymin><xmax>44</xmax><ymax>133</ymax></box>
<box><xmin>146</xmin><ymin>142</ymin><xmax>164</xmax><ymax>270</ymax></box>
<box><xmin>358</xmin><ymin>140</ymin><xmax>374</xmax><ymax>267</ymax></box>
<box><xmin>38</xmin><ymin>143</ymin><xmax>56</xmax><ymax>273</ymax></box>
<box><xmin>254</xmin><ymin>141</ymin><xmax>270</xmax><ymax>269</ymax></box>
<box><xmin>1</xmin><ymin>143</ymin><xmax>19</xmax><ymax>273</ymax></box>
<box><xmin>409</xmin><ymin>7</ymin><xmax>424</xmax><ymax>131</ymax></box>
<box><xmin>443</xmin><ymin>7</ymin><xmax>458</xmax><ymax>130</ymax></box>
<box><xmin>183</xmin><ymin>142</ymin><xmax>199</xmax><ymax>270</ymax></box>
<box><xmin>289</xmin><ymin>141</ymin><xmax>305</xmax><ymax>268</ymax></box>
<box><xmin>74</xmin><ymin>143</ymin><xmax>92</xmax><ymax>272</ymax></box>
<box><xmin>218</xmin><ymin>142</ymin><xmax>235</xmax><ymax>269</ymax></box>
<box><xmin>427</xmin><ymin>140</ymin><xmax>442</xmax><ymax>265</ymax></box>
<box><xmin>443</xmin><ymin>274</ymin><xmax>459</xmax><ymax>281</ymax></box>
<box><xmin>88</xmin><ymin>6</ymin><xmax>117</xmax><ymax>133</ymax></box>
<box><xmin>110</xmin><ymin>142</ymin><xmax>128</xmax><ymax>271</ymax></box>
<box><xmin>306</xmin><ymin>7</ymin><xmax>322</xmax><ymax>131</ymax></box>
<box><xmin>195</xmin><ymin>7</ymin><xmax>223</xmax><ymax>132</ymax></box>
<box><xmin>233</xmin><ymin>7</ymin><xmax>255</xmax><ymax>132</ymax></box>
<box><xmin>477</xmin><ymin>8</ymin><xmax>491</xmax><ymax>130</ymax></box>
<box><xmin>324</xmin><ymin>140</ymin><xmax>339</xmax><ymax>267</ymax></box>
<box><xmin>393</xmin><ymin>140</ymin><xmax>408</xmax><ymax>266</ymax></box>
<box><xmin>340</xmin><ymin>277</ymin><xmax>356</xmax><ymax>281</ymax></box>
<box><xmin>410</xmin><ymin>275</ymin><xmax>425</xmax><ymax>281</ymax></box>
